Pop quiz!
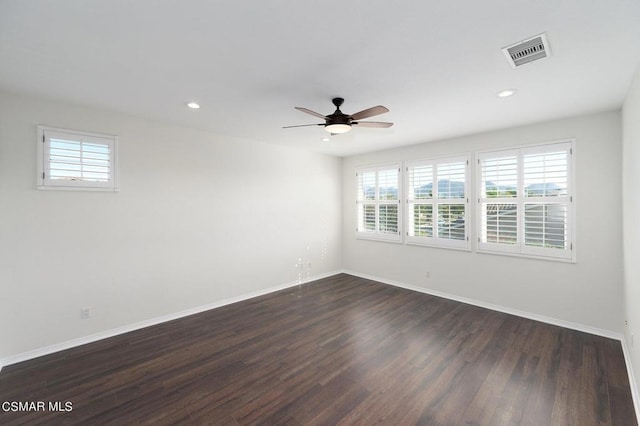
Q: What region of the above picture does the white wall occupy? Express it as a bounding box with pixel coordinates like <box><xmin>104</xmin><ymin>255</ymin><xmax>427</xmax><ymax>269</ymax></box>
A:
<box><xmin>623</xmin><ymin>65</ymin><xmax>640</xmax><ymax>401</ymax></box>
<box><xmin>0</xmin><ymin>91</ymin><xmax>343</xmax><ymax>362</ymax></box>
<box><xmin>343</xmin><ymin>111</ymin><xmax>623</xmax><ymax>333</ymax></box>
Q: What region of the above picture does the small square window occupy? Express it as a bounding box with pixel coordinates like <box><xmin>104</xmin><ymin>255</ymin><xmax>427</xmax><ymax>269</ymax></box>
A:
<box><xmin>37</xmin><ymin>126</ymin><xmax>119</xmax><ymax>191</ymax></box>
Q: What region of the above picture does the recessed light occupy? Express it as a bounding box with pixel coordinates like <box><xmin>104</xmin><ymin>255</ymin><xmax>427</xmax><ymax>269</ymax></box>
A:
<box><xmin>186</xmin><ymin>102</ymin><xmax>201</xmax><ymax>109</ymax></box>
<box><xmin>321</xmin><ymin>137</ymin><xmax>330</xmax><ymax>142</ymax></box>
<box><xmin>497</xmin><ymin>89</ymin><xmax>517</xmax><ymax>98</ymax></box>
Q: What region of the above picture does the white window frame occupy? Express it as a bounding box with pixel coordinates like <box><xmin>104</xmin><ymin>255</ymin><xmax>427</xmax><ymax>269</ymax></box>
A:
<box><xmin>356</xmin><ymin>163</ymin><xmax>402</xmax><ymax>243</ymax></box>
<box><xmin>37</xmin><ymin>125</ymin><xmax>119</xmax><ymax>191</ymax></box>
<box><xmin>477</xmin><ymin>140</ymin><xmax>575</xmax><ymax>262</ymax></box>
<box><xmin>405</xmin><ymin>155</ymin><xmax>470</xmax><ymax>250</ymax></box>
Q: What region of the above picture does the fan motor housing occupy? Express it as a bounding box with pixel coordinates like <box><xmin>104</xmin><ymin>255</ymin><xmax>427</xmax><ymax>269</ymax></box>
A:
<box><xmin>326</xmin><ymin>112</ymin><xmax>351</xmax><ymax>126</ymax></box>
<box><xmin>327</xmin><ymin>98</ymin><xmax>351</xmax><ymax>125</ymax></box>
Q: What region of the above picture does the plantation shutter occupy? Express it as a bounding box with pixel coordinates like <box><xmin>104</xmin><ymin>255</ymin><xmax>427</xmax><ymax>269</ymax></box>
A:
<box><xmin>435</xmin><ymin>160</ymin><xmax>467</xmax><ymax>242</ymax></box>
<box><xmin>479</xmin><ymin>152</ymin><xmax>519</xmax><ymax>250</ymax></box>
<box><xmin>357</xmin><ymin>171</ymin><xmax>377</xmax><ymax>232</ymax></box>
<box><xmin>406</xmin><ymin>156</ymin><xmax>469</xmax><ymax>249</ymax></box>
<box><xmin>356</xmin><ymin>164</ymin><xmax>401</xmax><ymax>242</ymax></box>
<box><xmin>378</xmin><ymin>168</ymin><xmax>399</xmax><ymax>235</ymax></box>
<box><xmin>478</xmin><ymin>142</ymin><xmax>573</xmax><ymax>260</ymax></box>
<box><xmin>40</xmin><ymin>127</ymin><xmax>117</xmax><ymax>190</ymax></box>
<box><xmin>407</xmin><ymin>164</ymin><xmax>434</xmax><ymax>238</ymax></box>
<box><xmin>522</xmin><ymin>144</ymin><xmax>571</xmax><ymax>255</ymax></box>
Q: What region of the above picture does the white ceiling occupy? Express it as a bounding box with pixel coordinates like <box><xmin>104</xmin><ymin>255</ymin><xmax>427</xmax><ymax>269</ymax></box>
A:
<box><xmin>1</xmin><ymin>1</ymin><xmax>639</xmax><ymax>157</ymax></box>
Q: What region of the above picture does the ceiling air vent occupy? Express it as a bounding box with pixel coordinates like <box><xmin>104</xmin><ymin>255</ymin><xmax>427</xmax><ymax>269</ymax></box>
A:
<box><xmin>502</xmin><ymin>33</ymin><xmax>550</xmax><ymax>68</ymax></box>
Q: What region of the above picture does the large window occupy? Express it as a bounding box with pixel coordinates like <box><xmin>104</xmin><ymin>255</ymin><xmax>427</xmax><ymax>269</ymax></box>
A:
<box><xmin>354</xmin><ymin>140</ymin><xmax>574</xmax><ymax>262</ymax></box>
<box><xmin>478</xmin><ymin>141</ymin><xmax>573</xmax><ymax>261</ymax></box>
<box><xmin>406</xmin><ymin>156</ymin><xmax>469</xmax><ymax>249</ymax></box>
<box><xmin>37</xmin><ymin>126</ymin><xmax>119</xmax><ymax>191</ymax></box>
<box><xmin>356</xmin><ymin>164</ymin><xmax>401</xmax><ymax>242</ymax></box>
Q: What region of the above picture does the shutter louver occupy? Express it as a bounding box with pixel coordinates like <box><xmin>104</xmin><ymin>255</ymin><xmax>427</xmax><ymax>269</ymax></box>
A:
<box><xmin>438</xmin><ymin>204</ymin><xmax>466</xmax><ymax>241</ymax></box>
<box><xmin>409</xmin><ymin>165</ymin><xmax>433</xmax><ymax>200</ymax></box>
<box><xmin>378</xmin><ymin>169</ymin><xmax>399</xmax><ymax>201</ymax></box>
<box><xmin>379</xmin><ymin>204</ymin><xmax>398</xmax><ymax>234</ymax></box>
<box><xmin>482</xmin><ymin>203</ymin><xmax>518</xmax><ymax>244</ymax></box>
<box><xmin>49</xmin><ymin>139</ymin><xmax>111</xmax><ymax>182</ymax></box>
<box><xmin>481</xmin><ymin>156</ymin><xmax>518</xmax><ymax>198</ymax></box>
<box><xmin>362</xmin><ymin>204</ymin><xmax>376</xmax><ymax>231</ymax></box>
<box><xmin>412</xmin><ymin>204</ymin><xmax>433</xmax><ymax>237</ymax></box>
<box><xmin>524</xmin><ymin>151</ymin><xmax>567</xmax><ymax>197</ymax></box>
<box><xmin>437</xmin><ymin>162</ymin><xmax>466</xmax><ymax>199</ymax></box>
<box><xmin>358</xmin><ymin>171</ymin><xmax>376</xmax><ymax>201</ymax></box>
<box><xmin>524</xmin><ymin>204</ymin><xmax>567</xmax><ymax>249</ymax></box>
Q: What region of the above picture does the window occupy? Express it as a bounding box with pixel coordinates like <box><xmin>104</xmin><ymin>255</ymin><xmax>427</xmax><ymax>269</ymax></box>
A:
<box><xmin>406</xmin><ymin>156</ymin><xmax>469</xmax><ymax>249</ymax></box>
<box><xmin>356</xmin><ymin>164</ymin><xmax>401</xmax><ymax>242</ymax></box>
<box><xmin>478</xmin><ymin>141</ymin><xmax>573</xmax><ymax>261</ymax></box>
<box><xmin>37</xmin><ymin>126</ymin><xmax>118</xmax><ymax>191</ymax></box>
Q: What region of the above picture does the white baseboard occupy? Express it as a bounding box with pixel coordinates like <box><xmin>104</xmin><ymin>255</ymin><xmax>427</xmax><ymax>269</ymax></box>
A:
<box><xmin>621</xmin><ymin>336</ymin><xmax>640</xmax><ymax>423</ymax></box>
<box><xmin>0</xmin><ymin>270</ymin><xmax>341</xmax><ymax>368</ymax></box>
<box><xmin>342</xmin><ymin>269</ymin><xmax>639</xmax><ymax>419</ymax></box>
<box><xmin>342</xmin><ymin>269</ymin><xmax>622</xmax><ymax>340</ymax></box>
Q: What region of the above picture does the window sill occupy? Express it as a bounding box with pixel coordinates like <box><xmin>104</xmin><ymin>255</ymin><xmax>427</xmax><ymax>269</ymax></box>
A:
<box><xmin>356</xmin><ymin>233</ymin><xmax>403</xmax><ymax>244</ymax></box>
<box><xmin>406</xmin><ymin>240</ymin><xmax>471</xmax><ymax>252</ymax></box>
<box><xmin>476</xmin><ymin>248</ymin><xmax>575</xmax><ymax>263</ymax></box>
<box><xmin>37</xmin><ymin>185</ymin><xmax>119</xmax><ymax>192</ymax></box>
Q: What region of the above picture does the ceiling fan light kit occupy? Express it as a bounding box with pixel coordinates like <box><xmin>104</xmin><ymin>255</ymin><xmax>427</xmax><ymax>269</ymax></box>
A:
<box><xmin>284</xmin><ymin>97</ymin><xmax>393</xmax><ymax>136</ymax></box>
<box><xmin>325</xmin><ymin>123</ymin><xmax>351</xmax><ymax>134</ymax></box>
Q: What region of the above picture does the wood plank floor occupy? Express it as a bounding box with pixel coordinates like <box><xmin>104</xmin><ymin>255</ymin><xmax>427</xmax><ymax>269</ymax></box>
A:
<box><xmin>0</xmin><ymin>274</ymin><xmax>636</xmax><ymax>425</ymax></box>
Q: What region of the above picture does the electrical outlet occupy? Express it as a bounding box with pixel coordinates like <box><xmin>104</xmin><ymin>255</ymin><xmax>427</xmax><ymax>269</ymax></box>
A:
<box><xmin>80</xmin><ymin>307</ymin><xmax>91</xmax><ymax>319</ymax></box>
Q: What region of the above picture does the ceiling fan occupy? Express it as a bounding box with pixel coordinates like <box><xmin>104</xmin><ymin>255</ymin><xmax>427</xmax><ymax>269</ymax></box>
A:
<box><xmin>283</xmin><ymin>97</ymin><xmax>393</xmax><ymax>135</ymax></box>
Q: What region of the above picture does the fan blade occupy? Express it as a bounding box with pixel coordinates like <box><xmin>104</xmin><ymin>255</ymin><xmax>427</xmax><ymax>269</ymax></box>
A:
<box><xmin>350</xmin><ymin>105</ymin><xmax>389</xmax><ymax>120</ymax></box>
<box><xmin>353</xmin><ymin>121</ymin><xmax>393</xmax><ymax>128</ymax></box>
<box><xmin>295</xmin><ymin>107</ymin><xmax>327</xmax><ymax>120</ymax></box>
<box><xmin>282</xmin><ymin>124</ymin><xmax>324</xmax><ymax>129</ymax></box>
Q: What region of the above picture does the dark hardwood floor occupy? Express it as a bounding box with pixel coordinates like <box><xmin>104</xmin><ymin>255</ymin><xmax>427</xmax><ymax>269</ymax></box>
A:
<box><xmin>0</xmin><ymin>274</ymin><xmax>637</xmax><ymax>425</ymax></box>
